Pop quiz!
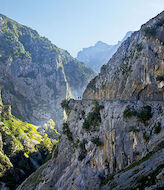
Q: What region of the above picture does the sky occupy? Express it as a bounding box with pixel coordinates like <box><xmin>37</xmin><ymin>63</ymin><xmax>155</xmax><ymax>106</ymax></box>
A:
<box><xmin>0</xmin><ymin>0</ymin><xmax>164</xmax><ymax>57</ymax></box>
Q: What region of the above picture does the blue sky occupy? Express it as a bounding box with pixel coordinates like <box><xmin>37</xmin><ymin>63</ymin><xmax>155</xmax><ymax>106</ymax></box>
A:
<box><xmin>0</xmin><ymin>0</ymin><xmax>164</xmax><ymax>57</ymax></box>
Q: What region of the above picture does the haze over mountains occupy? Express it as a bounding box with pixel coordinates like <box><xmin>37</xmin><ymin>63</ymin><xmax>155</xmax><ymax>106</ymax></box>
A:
<box><xmin>0</xmin><ymin>9</ymin><xmax>164</xmax><ymax>190</ymax></box>
<box><xmin>0</xmin><ymin>13</ymin><xmax>95</xmax><ymax>128</ymax></box>
<box><xmin>77</xmin><ymin>31</ymin><xmax>133</xmax><ymax>72</ymax></box>
<box><xmin>18</xmin><ymin>11</ymin><xmax>164</xmax><ymax>190</ymax></box>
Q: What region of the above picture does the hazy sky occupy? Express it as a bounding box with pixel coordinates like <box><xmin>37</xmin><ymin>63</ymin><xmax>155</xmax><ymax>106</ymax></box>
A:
<box><xmin>0</xmin><ymin>0</ymin><xmax>164</xmax><ymax>57</ymax></box>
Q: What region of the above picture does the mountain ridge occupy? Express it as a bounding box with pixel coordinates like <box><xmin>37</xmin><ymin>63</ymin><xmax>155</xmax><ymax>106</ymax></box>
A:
<box><xmin>17</xmin><ymin>11</ymin><xmax>164</xmax><ymax>190</ymax></box>
<box><xmin>0</xmin><ymin>13</ymin><xmax>95</xmax><ymax>128</ymax></box>
<box><xmin>77</xmin><ymin>31</ymin><xmax>133</xmax><ymax>72</ymax></box>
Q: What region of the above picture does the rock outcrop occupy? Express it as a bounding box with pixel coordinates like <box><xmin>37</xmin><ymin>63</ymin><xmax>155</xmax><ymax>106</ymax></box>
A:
<box><xmin>83</xmin><ymin>11</ymin><xmax>164</xmax><ymax>101</ymax></box>
<box><xmin>0</xmin><ymin>14</ymin><xmax>95</xmax><ymax>128</ymax></box>
<box><xmin>16</xmin><ymin>11</ymin><xmax>164</xmax><ymax>190</ymax></box>
<box><xmin>77</xmin><ymin>32</ymin><xmax>132</xmax><ymax>73</ymax></box>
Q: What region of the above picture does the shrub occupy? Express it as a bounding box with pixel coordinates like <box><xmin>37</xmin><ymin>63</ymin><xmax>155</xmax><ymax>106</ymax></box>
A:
<box><xmin>91</xmin><ymin>137</ymin><xmax>103</xmax><ymax>146</ymax></box>
<box><xmin>143</xmin><ymin>132</ymin><xmax>149</xmax><ymax>142</ymax></box>
<box><xmin>82</xmin><ymin>101</ymin><xmax>103</xmax><ymax>131</ymax></box>
<box><xmin>154</xmin><ymin>122</ymin><xmax>162</xmax><ymax>134</ymax></box>
<box><xmin>136</xmin><ymin>43</ymin><xmax>143</xmax><ymax>52</ymax></box>
<box><xmin>156</xmin><ymin>75</ymin><xmax>164</xmax><ymax>82</ymax></box>
<box><xmin>137</xmin><ymin>105</ymin><xmax>152</xmax><ymax>125</ymax></box>
<box><xmin>128</xmin><ymin>126</ymin><xmax>140</xmax><ymax>133</ymax></box>
<box><xmin>61</xmin><ymin>99</ymin><xmax>70</xmax><ymax>115</ymax></box>
<box><xmin>143</xmin><ymin>27</ymin><xmax>156</xmax><ymax>37</ymax></box>
<box><xmin>123</xmin><ymin>106</ymin><xmax>136</xmax><ymax>119</ymax></box>
<box><xmin>62</xmin><ymin>122</ymin><xmax>73</xmax><ymax>142</ymax></box>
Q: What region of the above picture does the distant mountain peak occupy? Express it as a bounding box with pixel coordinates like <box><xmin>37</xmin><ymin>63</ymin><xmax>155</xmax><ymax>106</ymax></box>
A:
<box><xmin>77</xmin><ymin>31</ymin><xmax>133</xmax><ymax>72</ymax></box>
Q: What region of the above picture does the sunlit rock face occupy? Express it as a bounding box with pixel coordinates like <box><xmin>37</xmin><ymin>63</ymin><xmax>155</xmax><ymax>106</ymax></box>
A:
<box><xmin>17</xmin><ymin>11</ymin><xmax>164</xmax><ymax>190</ymax></box>
<box><xmin>0</xmin><ymin>14</ymin><xmax>95</xmax><ymax>128</ymax></box>
<box><xmin>83</xmin><ymin>11</ymin><xmax>164</xmax><ymax>102</ymax></box>
<box><xmin>17</xmin><ymin>99</ymin><xmax>164</xmax><ymax>190</ymax></box>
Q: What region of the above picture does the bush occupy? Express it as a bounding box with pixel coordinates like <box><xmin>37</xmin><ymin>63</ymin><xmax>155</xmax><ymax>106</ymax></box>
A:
<box><xmin>91</xmin><ymin>137</ymin><xmax>103</xmax><ymax>146</ymax></box>
<box><xmin>82</xmin><ymin>101</ymin><xmax>103</xmax><ymax>131</ymax></box>
<box><xmin>143</xmin><ymin>27</ymin><xmax>156</xmax><ymax>37</ymax></box>
<box><xmin>143</xmin><ymin>132</ymin><xmax>149</xmax><ymax>142</ymax></box>
<box><xmin>137</xmin><ymin>105</ymin><xmax>152</xmax><ymax>125</ymax></box>
<box><xmin>128</xmin><ymin>126</ymin><xmax>139</xmax><ymax>133</ymax></box>
<box><xmin>61</xmin><ymin>99</ymin><xmax>70</xmax><ymax>115</ymax></box>
<box><xmin>62</xmin><ymin>122</ymin><xmax>73</xmax><ymax>142</ymax></box>
<box><xmin>154</xmin><ymin>122</ymin><xmax>162</xmax><ymax>134</ymax></box>
<box><xmin>123</xmin><ymin>106</ymin><xmax>136</xmax><ymax>119</ymax></box>
<box><xmin>136</xmin><ymin>43</ymin><xmax>143</xmax><ymax>52</ymax></box>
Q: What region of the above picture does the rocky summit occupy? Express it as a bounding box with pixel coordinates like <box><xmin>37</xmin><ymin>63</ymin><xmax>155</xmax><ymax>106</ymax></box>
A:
<box><xmin>17</xmin><ymin>11</ymin><xmax>164</xmax><ymax>190</ymax></box>
<box><xmin>77</xmin><ymin>31</ymin><xmax>133</xmax><ymax>73</ymax></box>
<box><xmin>0</xmin><ymin>14</ymin><xmax>95</xmax><ymax>128</ymax></box>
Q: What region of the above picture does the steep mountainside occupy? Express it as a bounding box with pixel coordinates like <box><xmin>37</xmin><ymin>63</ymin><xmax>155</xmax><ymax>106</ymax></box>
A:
<box><xmin>77</xmin><ymin>31</ymin><xmax>132</xmax><ymax>73</ymax></box>
<box><xmin>17</xmin><ymin>11</ymin><xmax>164</xmax><ymax>190</ymax></box>
<box><xmin>0</xmin><ymin>14</ymin><xmax>95</xmax><ymax>127</ymax></box>
<box><xmin>0</xmin><ymin>89</ymin><xmax>58</xmax><ymax>189</ymax></box>
<box><xmin>83</xmin><ymin>12</ymin><xmax>164</xmax><ymax>101</ymax></box>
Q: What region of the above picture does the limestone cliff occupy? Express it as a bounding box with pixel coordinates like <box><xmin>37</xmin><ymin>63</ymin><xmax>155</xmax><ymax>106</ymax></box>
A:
<box><xmin>0</xmin><ymin>14</ymin><xmax>95</xmax><ymax>128</ymax></box>
<box><xmin>83</xmin><ymin>11</ymin><xmax>164</xmax><ymax>101</ymax></box>
<box><xmin>17</xmin><ymin>100</ymin><xmax>164</xmax><ymax>190</ymax></box>
<box><xmin>17</xmin><ymin>11</ymin><xmax>164</xmax><ymax>190</ymax></box>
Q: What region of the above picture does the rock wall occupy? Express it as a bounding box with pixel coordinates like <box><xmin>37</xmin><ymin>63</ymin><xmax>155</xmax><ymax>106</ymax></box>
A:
<box><xmin>0</xmin><ymin>14</ymin><xmax>95</xmax><ymax>128</ymax></box>
<box><xmin>17</xmin><ymin>99</ymin><xmax>164</xmax><ymax>190</ymax></box>
<box><xmin>83</xmin><ymin>11</ymin><xmax>164</xmax><ymax>102</ymax></box>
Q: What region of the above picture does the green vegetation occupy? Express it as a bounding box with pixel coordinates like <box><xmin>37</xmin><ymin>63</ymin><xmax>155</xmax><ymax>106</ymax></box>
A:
<box><xmin>123</xmin><ymin>106</ymin><xmax>136</xmax><ymax>119</ymax></box>
<box><xmin>143</xmin><ymin>27</ymin><xmax>156</xmax><ymax>37</ymax></box>
<box><xmin>154</xmin><ymin>122</ymin><xmax>162</xmax><ymax>134</ymax></box>
<box><xmin>91</xmin><ymin>137</ymin><xmax>103</xmax><ymax>147</ymax></box>
<box><xmin>128</xmin><ymin>126</ymin><xmax>140</xmax><ymax>133</ymax></box>
<box><xmin>123</xmin><ymin>105</ymin><xmax>152</xmax><ymax>125</ymax></box>
<box><xmin>88</xmin><ymin>81</ymin><xmax>97</xmax><ymax>91</ymax></box>
<box><xmin>156</xmin><ymin>75</ymin><xmax>164</xmax><ymax>82</ymax></box>
<box><xmin>120</xmin><ymin>62</ymin><xmax>132</xmax><ymax>75</ymax></box>
<box><xmin>61</xmin><ymin>99</ymin><xmax>70</xmax><ymax>115</ymax></box>
<box><xmin>82</xmin><ymin>101</ymin><xmax>104</xmax><ymax>131</ymax></box>
<box><xmin>78</xmin><ymin>139</ymin><xmax>87</xmax><ymax>161</ymax></box>
<box><xmin>136</xmin><ymin>43</ymin><xmax>143</xmax><ymax>52</ymax></box>
<box><xmin>101</xmin><ymin>174</ymin><xmax>114</xmax><ymax>186</ymax></box>
<box><xmin>143</xmin><ymin>132</ymin><xmax>150</xmax><ymax>142</ymax></box>
<box><xmin>120</xmin><ymin>152</ymin><xmax>153</xmax><ymax>173</ymax></box>
<box><xmin>134</xmin><ymin>164</ymin><xmax>164</xmax><ymax>190</ymax></box>
<box><xmin>62</xmin><ymin>122</ymin><xmax>73</xmax><ymax>142</ymax></box>
<box><xmin>0</xmin><ymin>101</ymin><xmax>57</xmax><ymax>188</ymax></box>
<box><xmin>137</xmin><ymin>105</ymin><xmax>152</xmax><ymax>125</ymax></box>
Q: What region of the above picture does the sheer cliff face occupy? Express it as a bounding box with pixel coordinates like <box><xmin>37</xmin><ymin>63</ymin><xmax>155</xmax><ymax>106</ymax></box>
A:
<box><xmin>0</xmin><ymin>14</ymin><xmax>95</xmax><ymax>127</ymax></box>
<box><xmin>17</xmin><ymin>12</ymin><xmax>164</xmax><ymax>190</ymax></box>
<box><xmin>17</xmin><ymin>100</ymin><xmax>164</xmax><ymax>190</ymax></box>
<box><xmin>83</xmin><ymin>11</ymin><xmax>164</xmax><ymax>101</ymax></box>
